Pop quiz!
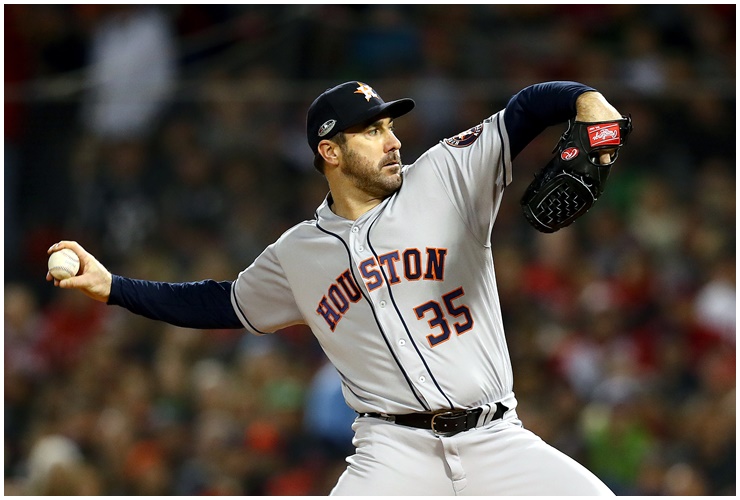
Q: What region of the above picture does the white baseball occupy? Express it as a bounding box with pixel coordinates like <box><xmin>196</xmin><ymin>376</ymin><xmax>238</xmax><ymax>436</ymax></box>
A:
<box><xmin>48</xmin><ymin>248</ymin><xmax>80</xmax><ymax>280</ymax></box>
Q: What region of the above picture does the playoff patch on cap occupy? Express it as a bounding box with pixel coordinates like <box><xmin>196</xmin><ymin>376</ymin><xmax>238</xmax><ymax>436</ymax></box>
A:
<box><xmin>306</xmin><ymin>81</ymin><xmax>415</xmax><ymax>153</ymax></box>
<box><xmin>318</xmin><ymin>119</ymin><xmax>337</xmax><ymax>138</ymax></box>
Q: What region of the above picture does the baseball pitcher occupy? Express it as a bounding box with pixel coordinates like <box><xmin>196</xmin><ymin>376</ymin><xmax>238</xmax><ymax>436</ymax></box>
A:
<box><xmin>48</xmin><ymin>80</ymin><xmax>630</xmax><ymax>495</ymax></box>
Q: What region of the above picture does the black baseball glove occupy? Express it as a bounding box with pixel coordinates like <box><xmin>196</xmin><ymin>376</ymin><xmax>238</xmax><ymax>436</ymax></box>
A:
<box><xmin>520</xmin><ymin>115</ymin><xmax>632</xmax><ymax>233</ymax></box>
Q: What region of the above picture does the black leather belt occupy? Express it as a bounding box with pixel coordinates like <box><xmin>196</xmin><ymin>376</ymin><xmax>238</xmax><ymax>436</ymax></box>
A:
<box><xmin>361</xmin><ymin>402</ymin><xmax>509</xmax><ymax>436</ymax></box>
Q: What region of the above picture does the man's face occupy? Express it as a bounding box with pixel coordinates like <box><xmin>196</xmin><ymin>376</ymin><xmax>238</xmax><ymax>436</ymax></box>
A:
<box><xmin>338</xmin><ymin>117</ymin><xmax>403</xmax><ymax>198</ymax></box>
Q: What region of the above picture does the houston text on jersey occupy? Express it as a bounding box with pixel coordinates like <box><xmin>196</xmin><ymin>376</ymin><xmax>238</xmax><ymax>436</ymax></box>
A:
<box><xmin>316</xmin><ymin>247</ymin><xmax>448</xmax><ymax>331</ymax></box>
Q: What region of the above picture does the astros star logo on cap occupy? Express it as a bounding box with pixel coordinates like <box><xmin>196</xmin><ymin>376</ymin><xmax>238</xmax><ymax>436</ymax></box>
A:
<box><xmin>354</xmin><ymin>82</ymin><xmax>379</xmax><ymax>102</ymax></box>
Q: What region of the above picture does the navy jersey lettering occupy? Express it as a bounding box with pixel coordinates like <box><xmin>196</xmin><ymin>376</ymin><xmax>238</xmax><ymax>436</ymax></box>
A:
<box><xmin>403</xmin><ymin>248</ymin><xmax>422</xmax><ymax>280</ymax></box>
<box><xmin>316</xmin><ymin>248</ymin><xmax>450</xmax><ymax>332</ymax></box>
<box><xmin>337</xmin><ymin>269</ymin><xmax>362</xmax><ymax>302</ymax></box>
<box><xmin>316</xmin><ymin>296</ymin><xmax>341</xmax><ymax>331</ymax></box>
<box><xmin>424</xmin><ymin>248</ymin><xmax>448</xmax><ymax>281</ymax></box>
<box><xmin>328</xmin><ymin>284</ymin><xmax>350</xmax><ymax>313</ymax></box>
<box><xmin>378</xmin><ymin>251</ymin><xmax>402</xmax><ymax>284</ymax></box>
<box><xmin>359</xmin><ymin>258</ymin><xmax>383</xmax><ymax>291</ymax></box>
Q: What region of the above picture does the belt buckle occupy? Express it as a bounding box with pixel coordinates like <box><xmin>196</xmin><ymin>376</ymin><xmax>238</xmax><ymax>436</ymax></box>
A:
<box><xmin>430</xmin><ymin>409</ymin><xmax>468</xmax><ymax>436</ymax></box>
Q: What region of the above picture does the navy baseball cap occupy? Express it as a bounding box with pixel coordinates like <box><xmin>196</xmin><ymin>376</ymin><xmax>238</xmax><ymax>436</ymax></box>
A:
<box><xmin>306</xmin><ymin>81</ymin><xmax>415</xmax><ymax>153</ymax></box>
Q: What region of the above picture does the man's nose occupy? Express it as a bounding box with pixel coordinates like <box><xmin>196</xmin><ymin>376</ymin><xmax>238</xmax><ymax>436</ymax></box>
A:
<box><xmin>386</xmin><ymin>131</ymin><xmax>401</xmax><ymax>152</ymax></box>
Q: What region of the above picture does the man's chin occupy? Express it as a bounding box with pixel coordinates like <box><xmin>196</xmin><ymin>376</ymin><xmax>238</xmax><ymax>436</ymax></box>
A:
<box><xmin>387</xmin><ymin>173</ymin><xmax>403</xmax><ymax>192</ymax></box>
<box><xmin>373</xmin><ymin>173</ymin><xmax>402</xmax><ymax>198</ymax></box>
<box><xmin>385</xmin><ymin>165</ymin><xmax>402</xmax><ymax>178</ymax></box>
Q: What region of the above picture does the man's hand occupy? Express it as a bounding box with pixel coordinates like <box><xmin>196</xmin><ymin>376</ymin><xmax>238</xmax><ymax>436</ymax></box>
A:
<box><xmin>46</xmin><ymin>241</ymin><xmax>113</xmax><ymax>303</ymax></box>
<box><xmin>576</xmin><ymin>91</ymin><xmax>623</xmax><ymax>164</ymax></box>
<box><xmin>520</xmin><ymin>109</ymin><xmax>632</xmax><ymax>233</ymax></box>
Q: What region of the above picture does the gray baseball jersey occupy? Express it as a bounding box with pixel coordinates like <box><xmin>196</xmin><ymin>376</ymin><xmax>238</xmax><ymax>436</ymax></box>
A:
<box><xmin>231</xmin><ymin>111</ymin><xmax>513</xmax><ymax>415</ymax></box>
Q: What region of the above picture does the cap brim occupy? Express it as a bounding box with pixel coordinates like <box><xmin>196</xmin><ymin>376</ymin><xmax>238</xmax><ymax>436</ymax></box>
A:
<box><xmin>375</xmin><ymin>98</ymin><xmax>415</xmax><ymax>122</ymax></box>
<box><xmin>352</xmin><ymin>98</ymin><xmax>415</xmax><ymax>131</ymax></box>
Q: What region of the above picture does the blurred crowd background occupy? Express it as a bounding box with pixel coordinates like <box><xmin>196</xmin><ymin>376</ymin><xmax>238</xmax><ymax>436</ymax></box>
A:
<box><xmin>4</xmin><ymin>4</ymin><xmax>736</xmax><ymax>496</ymax></box>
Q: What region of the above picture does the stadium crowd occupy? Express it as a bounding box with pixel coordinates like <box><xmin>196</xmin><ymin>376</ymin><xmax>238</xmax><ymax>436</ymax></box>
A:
<box><xmin>5</xmin><ymin>4</ymin><xmax>735</xmax><ymax>495</ymax></box>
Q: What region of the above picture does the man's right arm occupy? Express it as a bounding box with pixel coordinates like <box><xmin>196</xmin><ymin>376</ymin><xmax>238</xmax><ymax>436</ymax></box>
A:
<box><xmin>47</xmin><ymin>241</ymin><xmax>243</xmax><ymax>330</ymax></box>
<box><xmin>108</xmin><ymin>275</ymin><xmax>243</xmax><ymax>329</ymax></box>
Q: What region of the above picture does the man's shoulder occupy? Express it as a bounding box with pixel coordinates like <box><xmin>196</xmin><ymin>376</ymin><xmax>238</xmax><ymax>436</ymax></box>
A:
<box><xmin>274</xmin><ymin>218</ymin><xmax>319</xmax><ymax>244</ymax></box>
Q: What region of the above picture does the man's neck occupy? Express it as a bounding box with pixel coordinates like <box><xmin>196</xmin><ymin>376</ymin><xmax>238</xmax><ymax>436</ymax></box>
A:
<box><xmin>329</xmin><ymin>193</ymin><xmax>384</xmax><ymax>221</ymax></box>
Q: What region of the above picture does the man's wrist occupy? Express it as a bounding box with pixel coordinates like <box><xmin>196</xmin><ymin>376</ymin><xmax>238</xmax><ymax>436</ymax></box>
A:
<box><xmin>575</xmin><ymin>91</ymin><xmax>622</xmax><ymax>122</ymax></box>
<box><xmin>106</xmin><ymin>274</ymin><xmax>121</xmax><ymax>305</ymax></box>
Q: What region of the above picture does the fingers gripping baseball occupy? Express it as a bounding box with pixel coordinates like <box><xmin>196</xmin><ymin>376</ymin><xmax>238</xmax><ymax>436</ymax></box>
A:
<box><xmin>47</xmin><ymin>241</ymin><xmax>113</xmax><ymax>303</ymax></box>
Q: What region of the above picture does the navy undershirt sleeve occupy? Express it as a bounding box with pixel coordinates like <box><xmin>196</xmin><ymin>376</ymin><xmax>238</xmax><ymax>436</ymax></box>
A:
<box><xmin>504</xmin><ymin>81</ymin><xmax>596</xmax><ymax>160</ymax></box>
<box><xmin>108</xmin><ymin>275</ymin><xmax>244</xmax><ymax>329</ymax></box>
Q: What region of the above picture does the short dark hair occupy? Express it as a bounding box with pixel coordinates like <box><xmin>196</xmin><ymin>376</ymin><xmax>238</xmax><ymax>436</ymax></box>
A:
<box><xmin>312</xmin><ymin>132</ymin><xmax>347</xmax><ymax>175</ymax></box>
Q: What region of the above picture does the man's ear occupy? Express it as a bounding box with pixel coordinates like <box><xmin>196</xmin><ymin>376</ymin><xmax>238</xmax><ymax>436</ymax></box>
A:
<box><xmin>318</xmin><ymin>140</ymin><xmax>340</xmax><ymax>167</ymax></box>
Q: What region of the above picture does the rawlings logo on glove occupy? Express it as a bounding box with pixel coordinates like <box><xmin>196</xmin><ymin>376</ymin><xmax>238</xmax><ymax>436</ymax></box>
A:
<box><xmin>520</xmin><ymin>115</ymin><xmax>632</xmax><ymax>233</ymax></box>
<box><xmin>588</xmin><ymin>123</ymin><xmax>621</xmax><ymax>147</ymax></box>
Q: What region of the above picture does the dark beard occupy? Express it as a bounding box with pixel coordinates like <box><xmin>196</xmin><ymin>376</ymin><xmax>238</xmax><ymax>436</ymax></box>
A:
<box><xmin>342</xmin><ymin>148</ymin><xmax>403</xmax><ymax>198</ymax></box>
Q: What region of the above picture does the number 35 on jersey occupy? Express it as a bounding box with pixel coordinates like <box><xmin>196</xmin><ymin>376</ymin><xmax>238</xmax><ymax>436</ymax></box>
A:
<box><xmin>315</xmin><ymin>246</ymin><xmax>475</xmax><ymax>348</ymax></box>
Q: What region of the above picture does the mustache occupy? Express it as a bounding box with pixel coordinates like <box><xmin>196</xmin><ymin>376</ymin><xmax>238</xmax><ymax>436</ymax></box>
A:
<box><xmin>380</xmin><ymin>151</ymin><xmax>402</xmax><ymax>167</ymax></box>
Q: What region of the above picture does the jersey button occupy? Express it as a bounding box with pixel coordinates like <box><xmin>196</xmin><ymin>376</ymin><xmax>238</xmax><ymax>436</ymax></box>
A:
<box><xmin>419</xmin><ymin>376</ymin><xmax>426</xmax><ymax>383</ymax></box>
<box><xmin>398</xmin><ymin>339</ymin><xmax>406</xmax><ymax>347</ymax></box>
<box><xmin>379</xmin><ymin>300</ymin><xmax>387</xmax><ymax>308</ymax></box>
<box><xmin>358</xmin><ymin>246</ymin><xmax>364</xmax><ymax>252</ymax></box>
<box><xmin>351</xmin><ymin>226</ymin><xmax>359</xmax><ymax>233</ymax></box>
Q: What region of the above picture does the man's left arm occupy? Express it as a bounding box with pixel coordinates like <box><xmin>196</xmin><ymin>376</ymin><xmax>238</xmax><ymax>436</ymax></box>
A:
<box><xmin>504</xmin><ymin>81</ymin><xmax>620</xmax><ymax>160</ymax></box>
<box><xmin>517</xmin><ymin>86</ymin><xmax>632</xmax><ymax>234</ymax></box>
